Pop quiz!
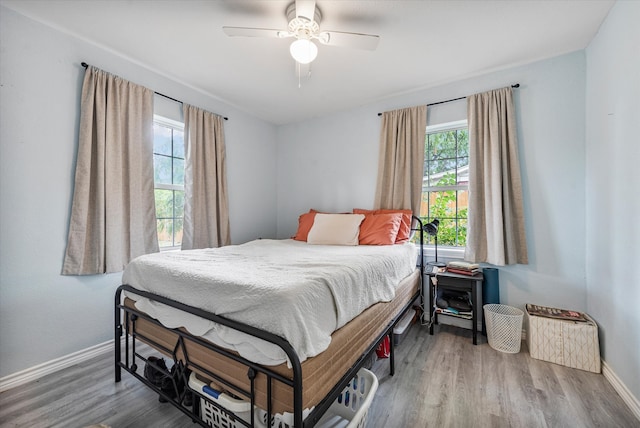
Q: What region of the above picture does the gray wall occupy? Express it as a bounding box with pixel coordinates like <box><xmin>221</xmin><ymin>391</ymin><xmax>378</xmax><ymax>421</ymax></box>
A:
<box><xmin>277</xmin><ymin>51</ymin><xmax>588</xmax><ymax>314</ymax></box>
<box><xmin>0</xmin><ymin>6</ymin><xmax>278</xmax><ymax>377</ymax></box>
<box><xmin>585</xmin><ymin>0</ymin><xmax>640</xmax><ymax>403</ymax></box>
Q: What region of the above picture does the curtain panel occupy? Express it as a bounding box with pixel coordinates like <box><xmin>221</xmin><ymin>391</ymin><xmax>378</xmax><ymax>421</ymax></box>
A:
<box><xmin>465</xmin><ymin>87</ymin><xmax>528</xmax><ymax>265</ymax></box>
<box><xmin>181</xmin><ymin>104</ymin><xmax>231</xmax><ymax>250</ymax></box>
<box><xmin>62</xmin><ymin>66</ymin><xmax>158</xmax><ymax>275</ymax></box>
<box><xmin>374</xmin><ymin>105</ymin><xmax>427</xmax><ymax>214</ymax></box>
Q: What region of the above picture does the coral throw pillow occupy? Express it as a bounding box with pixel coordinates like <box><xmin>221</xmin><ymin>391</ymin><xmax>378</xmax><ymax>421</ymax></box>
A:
<box><xmin>292</xmin><ymin>210</ymin><xmax>317</xmax><ymax>241</ymax></box>
<box><xmin>375</xmin><ymin>209</ymin><xmax>413</xmax><ymax>242</ymax></box>
<box><xmin>353</xmin><ymin>208</ymin><xmax>413</xmax><ymax>243</ymax></box>
<box><xmin>358</xmin><ymin>212</ymin><xmax>403</xmax><ymax>245</ymax></box>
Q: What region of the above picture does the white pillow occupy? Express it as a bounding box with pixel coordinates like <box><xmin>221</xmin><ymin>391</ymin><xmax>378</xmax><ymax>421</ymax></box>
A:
<box><xmin>307</xmin><ymin>213</ymin><xmax>366</xmax><ymax>246</ymax></box>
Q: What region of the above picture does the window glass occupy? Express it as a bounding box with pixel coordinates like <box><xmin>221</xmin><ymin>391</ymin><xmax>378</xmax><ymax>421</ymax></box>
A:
<box><xmin>153</xmin><ymin>116</ymin><xmax>185</xmax><ymax>249</ymax></box>
<box><xmin>421</xmin><ymin>121</ymin><xmax>469</xmax><ymax>247</ymax></box>
<box><xmin>154</xmin><ymin>154</ymin><xmax>172</xmax><ymax>185</ymax></box>
<box><xmin>173</xmin><ymin>129</ymin><xmax>184</xmax><ymax>158</ymax></box>
<box><xmin>173</xmin><ymin>158</ymin><xmax>185</xmax><ymax>185</ymax></box>
<box><xmin>153</xmin><ymin>124</ymin><xmax>172</xmax><ymax>156</ymax></box>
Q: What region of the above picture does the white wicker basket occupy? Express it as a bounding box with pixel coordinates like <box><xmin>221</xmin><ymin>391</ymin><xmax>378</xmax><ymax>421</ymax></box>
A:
<box><xmin>484</xmin><ymin>304</ymin><xmax>524</xmax><ymax>353</ymax></box>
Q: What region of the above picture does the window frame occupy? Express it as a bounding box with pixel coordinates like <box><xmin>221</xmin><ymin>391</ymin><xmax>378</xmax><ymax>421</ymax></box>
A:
<box><xmin>153</xmin><ymin>114</ymin><xmax>185</xmax><ymax>251</ymax></box>
<box><xmin>421</xmin><ymin>119</ymin><xmax>469</xmax><ymax>259</ymax></box>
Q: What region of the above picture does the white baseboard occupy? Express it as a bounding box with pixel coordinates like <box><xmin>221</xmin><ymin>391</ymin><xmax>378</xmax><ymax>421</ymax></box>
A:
<box><xmin>0</xmin><ymin>339</ymin><xmax>114</xmax><ymax>392</ymax></box>
<box><xmin>602</xmin><ymin>360</ymin><xmax>640</xmax><ymax>421</ymax></box>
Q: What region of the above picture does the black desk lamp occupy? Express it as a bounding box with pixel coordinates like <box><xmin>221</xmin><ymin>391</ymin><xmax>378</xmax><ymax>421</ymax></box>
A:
<box><xmin>424</xmin><ymin>218</ymin><xmax>445</xmax><ymax>267</ymax></box>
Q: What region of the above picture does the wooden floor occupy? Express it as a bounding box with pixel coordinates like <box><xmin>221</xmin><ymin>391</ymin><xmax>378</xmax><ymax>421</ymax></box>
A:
<box><xmin>0</xmin><ymin>324</ymin><xmax>637</xmax><ymax>428</ymax></box>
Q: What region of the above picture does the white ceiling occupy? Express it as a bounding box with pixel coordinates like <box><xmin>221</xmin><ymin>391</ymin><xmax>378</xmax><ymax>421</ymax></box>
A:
<box><xmin>1</xmin><ymin>0</ymin><xmax>614</xmax><ymax>125</ymax></box>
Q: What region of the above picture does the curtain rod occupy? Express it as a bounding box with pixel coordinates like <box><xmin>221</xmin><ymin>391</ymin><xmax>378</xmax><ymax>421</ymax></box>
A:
<box><xmin>377</xmin><ymin>83</ymin><xmax>520</xmax><ymax>116</ymax></box>
<box><xmin>81</xmin><ymin>62</ymin><xmax>228</xmax><ymax>121</ymax></box>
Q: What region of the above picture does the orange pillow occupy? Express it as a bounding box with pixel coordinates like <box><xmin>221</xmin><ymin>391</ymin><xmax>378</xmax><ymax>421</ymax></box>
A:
<box><xmin>375</xmin><ymin>209</ymin><xmax>413</xmax><ymax>243</ymax></box>
<box><xmin>292</xmin><ymin>210</ymin><xmax>317</xmax><ymax>241</ymax></box>
<box><xmin>358</xmin><ymin>213</ymin><xmax>403</xmax><ymax>245</ymax></box>
<box><xmin>353</xmin><ymin>208</ymin><xmax>413</xmax><ymax>243</ymax></box>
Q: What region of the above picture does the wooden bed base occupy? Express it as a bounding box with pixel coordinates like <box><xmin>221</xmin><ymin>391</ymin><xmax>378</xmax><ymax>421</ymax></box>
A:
<box><xmin>114</xmin><ymin>217</ymin><xmax>425</xmax><ymax>427</ymax></box>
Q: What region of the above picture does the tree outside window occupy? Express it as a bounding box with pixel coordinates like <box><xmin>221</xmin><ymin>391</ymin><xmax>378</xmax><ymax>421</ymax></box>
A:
<box><xmin>421</xmin><ymin>121</ymin><xmax>469</xmax><ymax>247</ymax></box>
<box><xmin>153</xmin><ymin>117</ymin><xmax>184</xmax><ymax>248</ymax></box>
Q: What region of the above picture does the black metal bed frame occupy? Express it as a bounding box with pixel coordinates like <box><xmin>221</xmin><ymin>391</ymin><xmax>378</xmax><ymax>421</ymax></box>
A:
<box><xmin>114</xmin><ymin>216</ymin><xmax>425</xmax><ymax>428</ymax></box>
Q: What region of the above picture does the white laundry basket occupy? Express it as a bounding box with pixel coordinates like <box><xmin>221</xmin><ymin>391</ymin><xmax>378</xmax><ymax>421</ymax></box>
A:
<box><xmin>189</xmin><ymin>372</ymin><xmax>254</xmax><ymax>428</ymax></box>
<box><xmin>315</xmin><ymin>368</ymin><xmax>379</xmax><ymax>428</ymax></box>
<box><xmin>190</xmin><ymin>368</ymin><xmax>378</xmax><ymax>428</ymax></box>
<box><xmin>258</xmin><ymin>368</ymin><xmax>379</xmax><ymax>428</ymax></box>
<box><xmin>484</xmin><ymin>304</ymin><xmax>524</xmax><ymax>353</ymax></box>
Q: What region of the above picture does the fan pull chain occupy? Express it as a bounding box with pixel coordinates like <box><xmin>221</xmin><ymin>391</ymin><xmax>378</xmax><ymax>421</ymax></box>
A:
<box><xmin>295</xmin><ymin>62</ymin><xmax>312</xmax><ymax>88</ymax></box>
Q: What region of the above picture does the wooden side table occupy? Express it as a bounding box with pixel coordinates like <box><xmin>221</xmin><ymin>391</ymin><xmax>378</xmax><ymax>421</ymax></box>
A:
<box><xmin>427</xmin><ymin>270</ymin><xmax>484</xmax><ymax>345</ymax></box>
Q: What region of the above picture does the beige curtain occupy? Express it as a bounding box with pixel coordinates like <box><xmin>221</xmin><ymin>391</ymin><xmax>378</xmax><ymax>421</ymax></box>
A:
<box><xmin>181</xmin><ymin>104</ymin><xmax>230</xmax><ymax>249</ymax></box>
<box><xmin>465</xmin><ymin>87</ymin><xmax>528</xmax><ymax>265</ymax></box>
<box><xmin>374</xmin><ymin>106</ymin><xmax>427</xmax><ymax>214</ymax></box>
<box><xmin>62</xmin><ymin>66</ymin><xmax>158</xmax><ymax>275</ymax></box>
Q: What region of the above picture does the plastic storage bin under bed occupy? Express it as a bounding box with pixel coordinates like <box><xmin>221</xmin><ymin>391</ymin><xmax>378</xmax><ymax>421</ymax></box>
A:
<box><xmin>188</xmin><ymin>368</ymin><xmax>379</xmax><ymax>428</ymax></box>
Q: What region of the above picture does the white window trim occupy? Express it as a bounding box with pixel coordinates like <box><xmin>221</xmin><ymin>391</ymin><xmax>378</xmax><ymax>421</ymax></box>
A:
<box><xmin>154</xmin><ymin>114</ymin><xmax>184</xmax><ymax>131</ymax></box>
<box><xmin>426</xmin><ymin>119</ymin><xmax>467</xmax><ymax>133</ymax></box>
<box><xmin>155</xmin><ymin>183</ymin><xmax>183</xmax><ymax>192</ymax></box>
<box><xmin>422</xmin><ymin>244</ymin><xmax>466</xmax><ymax>260</ymax></box>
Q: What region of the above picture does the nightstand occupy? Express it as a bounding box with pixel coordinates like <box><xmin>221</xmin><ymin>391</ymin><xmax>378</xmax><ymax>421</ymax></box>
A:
<box><xmin>426</xmin><ymin>269</ymin><xmax>484</xmax><ymax>345</ymax></box>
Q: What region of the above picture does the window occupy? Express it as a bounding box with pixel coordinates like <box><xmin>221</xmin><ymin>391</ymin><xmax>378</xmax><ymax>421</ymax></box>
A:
<box><xmin>421</xmin><ymin>120</ymin><xmax>469</xmax><ymax>247</ymax></box>
<box><xmin>153</xmin><ymin>115</ymin><xmax>184</xmax><ymax>249</ymax></box>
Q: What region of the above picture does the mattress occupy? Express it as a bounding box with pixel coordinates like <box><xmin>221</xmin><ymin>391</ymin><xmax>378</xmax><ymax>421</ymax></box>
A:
<box><xmin>124</xmin><ymin>268</ymin><xmax>420</xmax><ymax>415</ymax></box>
<box><xmin>122</xmin><ymin>239</ymin><xmax>418</xmax><ymax>366</ymax></box>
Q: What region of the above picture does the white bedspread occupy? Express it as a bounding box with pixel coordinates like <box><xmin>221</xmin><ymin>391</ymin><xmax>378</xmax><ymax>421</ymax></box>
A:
<box><xmin>122</xmin><ymin>239</ymin><xmax>417</xmax><ymax>366</ymax></box>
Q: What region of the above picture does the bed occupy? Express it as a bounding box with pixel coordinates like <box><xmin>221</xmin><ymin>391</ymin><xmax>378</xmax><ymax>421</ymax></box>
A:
<box><xmin>115</xmin><ymin>214</ymin><xmax>425</xmax><ymax>427</ymax></box>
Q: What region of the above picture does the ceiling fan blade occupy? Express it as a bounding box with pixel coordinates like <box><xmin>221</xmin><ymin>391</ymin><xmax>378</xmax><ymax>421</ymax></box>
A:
<box><xmin>223</xmin><ymin>26</ymin><xmax>288</xmax><ymax>39</ymax></box>
<box><xmin>318</xmin><ymin>31</ymin><xmax>380</xmax><ymax>51</ymax></box>
<box><xmin>295</xmin><ymin>0</ymin><xmax>317</xmax><ymax>21</ymax></box>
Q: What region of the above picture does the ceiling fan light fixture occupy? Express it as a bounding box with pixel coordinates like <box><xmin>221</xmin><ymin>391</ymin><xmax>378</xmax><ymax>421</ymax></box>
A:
<box><xmin>289</xmin><ymin>39</ymin><xmax>318</xmax><ymax>64</ymax></box>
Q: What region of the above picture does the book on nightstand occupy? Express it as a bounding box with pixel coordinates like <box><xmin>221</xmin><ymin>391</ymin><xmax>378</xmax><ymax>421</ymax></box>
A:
<box><xmin>446</xmin><ymin>267</ymin><xmax>480</xmax><ymax>276</ymax></box>
<box><xmin>446</xmin><ymin>261</ymin><xmax>481</xmax><ymax>276</ymax></box>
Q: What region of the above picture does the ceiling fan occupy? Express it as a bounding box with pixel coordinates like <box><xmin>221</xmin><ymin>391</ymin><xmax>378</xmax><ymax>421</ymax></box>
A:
<box><xmin>222</xmin><ymin>0</ymin><xmax>380</xmax><ymax>65</ymax></box>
